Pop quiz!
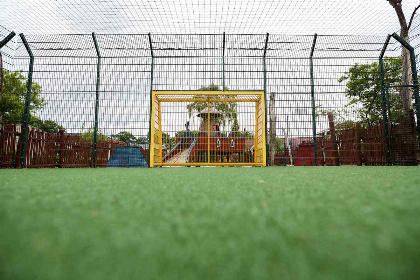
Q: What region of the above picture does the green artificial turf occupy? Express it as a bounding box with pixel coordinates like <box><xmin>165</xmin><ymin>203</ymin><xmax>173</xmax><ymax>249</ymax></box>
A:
<box><xmin>1</xmin><ymin>167</ymin><xmax>420</xmax><ymax>280</ymax></box>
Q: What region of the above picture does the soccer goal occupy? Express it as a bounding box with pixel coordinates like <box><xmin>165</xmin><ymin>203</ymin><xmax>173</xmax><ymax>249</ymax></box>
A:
<box><xmin>150</xmin><ymin>91</ymin><xmax>267</xmax><ymax>167</ymax></box>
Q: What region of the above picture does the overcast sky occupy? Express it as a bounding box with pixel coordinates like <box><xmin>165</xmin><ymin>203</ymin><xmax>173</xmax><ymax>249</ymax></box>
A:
<box><xmin>1</xmin><ymin>0</ymin><xmax>419</xmax><ymax>139</ymax></box>
<box><xmin>1</xmin><ymin>0</ymin><xmax>420</xmax><ymax>35</ymax></box>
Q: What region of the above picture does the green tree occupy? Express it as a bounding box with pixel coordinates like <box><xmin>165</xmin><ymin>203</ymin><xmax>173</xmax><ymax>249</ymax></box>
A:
<box><xmin>81</xmin><ymin>128</ymin><xmax>108</xmax><ymax>142</ymax></box>
<box><xmin>111</xmin><ymin>131</ymin><xmax>137</xmax><ymax>144</ymax></box>
<box><xmin>1</xmin><ymin>69</ymin><xmax>45</xmax><ymax>123</ymax></box>
<box><xmin>135</xmin><ymin>136</ymin><xmax>149</xmax><ymax>145</ymax></box>
<box><xmin>231</xmin><ymin>117</ymin><xmax>240</xmax><ymax>136</ymax></box>
<box><xmin>162</xmin><ymin>132</ymin><xmax>176</xmax><ymax>148</ymax></box>
<box><xmin>31</xmin><ymin>118</ymin><xmax>65</xmax><ymax>133</ymax></box>
<box><xmin>275</xmin><ymin>137</ymin><xmax>284</xmax><ymax>154</ymax></box>
<box><xmin>338</xmin><ymin>57</ymin><xmax>406</xmax><ymax>125</ymax></box>
<box><xmin>186</xmin><ymin>83</ymin><xmax>238</xmax><ymax>129</ymax></box>
<box><xmin>1</xmin><ymin>69</ymin><xmax>64</xmax><ymax>132</ymax></box>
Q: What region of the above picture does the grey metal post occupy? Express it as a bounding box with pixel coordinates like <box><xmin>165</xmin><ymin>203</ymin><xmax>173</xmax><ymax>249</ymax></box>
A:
<box><xmin>263</xmin><ymin>33</ymin><xmax>269</xmax><ymax>166</ymax></box>
<box><xmin>148</xmin><ymin>33</ymin><xmax>154</xmax><ymax>167</ymax></box>
<box><xmin>310</xmin><ymin>33</ymin><xmax>318</xmax><ymax>166</ymax></box>
<box><xmin>92</xmin><ymin>32</ymin><xmax>101</xmax><ymax>168</ymax></box>
<box><xmin>19</xmin><ymin>33</ymin><xmax>34</xmax><ymax>168</ymax></box>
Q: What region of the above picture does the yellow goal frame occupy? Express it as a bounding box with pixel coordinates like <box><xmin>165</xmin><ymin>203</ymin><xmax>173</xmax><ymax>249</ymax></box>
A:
<box><xmin>149</xmin><ymin>91</ymin><xmax>267</xmax><ymax>167</ymax></box>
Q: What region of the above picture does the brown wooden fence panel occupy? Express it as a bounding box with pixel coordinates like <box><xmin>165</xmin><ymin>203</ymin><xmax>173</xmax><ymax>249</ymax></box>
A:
<box><xmin>4</xmin><ymin>118</ymin><xmax>413</xmax><ymax>168</ymax></box>
<box><xmin>60</xmin><ymin>134</ymin><xmax>92</xmax><ymax>167</ymax></box>
<box><xmin>96</xmin><ymin>140</ymin><xmax>110</xmax><ymax>167</ymax></box>
<box><xmin>0</xmin><ymin>122</ymin><xmax>19</xmax><ymax>168</ymax></box>
<box><xmin>362</xmin><ymin>124</ymin><xmax>386</xmax><ymax>166</ymax></box>
<box><xmin>0</xmin><ymin>122</ymin><xmax>136</xmax><ymax>168</ymax></box>
<box><xmin>339</xmin><ymin>124</ymin><xmax>362</xmax><ymax>165</ymax></box>
<box><xmin>25</xmin><ymin>128</ymin><xmax>59</xmax><ymax>168</ymax></box>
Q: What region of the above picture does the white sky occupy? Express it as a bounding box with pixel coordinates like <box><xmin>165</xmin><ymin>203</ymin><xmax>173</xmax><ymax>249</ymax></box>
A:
<box><xmin>1</xmin><ymin>0</ymin><xmax>419</xmax><ymax>139</ymax></box>
<box><xmin>1</xmin><ymin>0</ymin><xmax>419</xmax><ymax>35</ymax></box>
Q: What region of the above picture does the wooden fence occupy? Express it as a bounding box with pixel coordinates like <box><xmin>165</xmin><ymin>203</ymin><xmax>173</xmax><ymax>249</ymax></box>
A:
<box><xmin>0</xmin><ymin>122</ymin><xmax>132</xmax><ymax>168</ymax></box>
<box><xmin>0</xmin><ymin>121</ymin><xmax>19</xmax><ymax>168</ymax></box>
<box><xmin>274</xmin><ymin>110</ymin><xmax>417</xmax><ymax>166</ymax></box>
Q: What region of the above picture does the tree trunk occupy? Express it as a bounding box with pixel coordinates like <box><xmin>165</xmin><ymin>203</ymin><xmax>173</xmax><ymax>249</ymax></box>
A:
<box><xmin>389</xmin><ymin>0</ymin><xmax>413</xmax><ymax>118</ymax></box>
<box><xmin>400</xmin><ymin>30</ymin><xmax>413</xmax><ymax>118</ymax></box>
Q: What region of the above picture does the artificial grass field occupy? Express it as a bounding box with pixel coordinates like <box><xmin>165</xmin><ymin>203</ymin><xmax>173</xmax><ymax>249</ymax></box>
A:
<box><xmin>0</xmin><ymin>167</ymin><xmax>420</xmax><ymax>280</ymax></box>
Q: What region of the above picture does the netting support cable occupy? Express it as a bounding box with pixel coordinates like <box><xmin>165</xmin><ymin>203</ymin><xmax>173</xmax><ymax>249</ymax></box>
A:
<box><xmin>92</xmin><ymin>32</ymin><xmax>101</xmax><ymax>168</ymax></box>
<box><xmin>148</xmin><ymin>33</ymin><xmax>154</xmax><ymax>167</ymax></box>
<box><xmin>0</xmin><ymin>31</ymin><xmax>15</xmax><ymax>49</ymax></box>
<box><xmin>19</xmin><ymin>33</ymin><xmax>34</xmax><ymax>168</ymax></box>
<box><xmin>310</xmin><ymin>33</ymin><xmax>318</xmax><ymax>166</ymax></box>
<box><xmin>222</xmin><ymin>32</ymin><xmax>226</xmax><ymax>91</ymax></box>
<box><xmin>263</xmin><ymin>33</ymin><xmax>269</xmax><ymax>166</ymax></box>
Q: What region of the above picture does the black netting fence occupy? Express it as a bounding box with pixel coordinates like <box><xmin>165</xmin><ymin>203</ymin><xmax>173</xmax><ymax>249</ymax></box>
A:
<box><xmin>1</xmin><ymin>18</ymin><xmax>419</xmax><ymax>167</ymax></box>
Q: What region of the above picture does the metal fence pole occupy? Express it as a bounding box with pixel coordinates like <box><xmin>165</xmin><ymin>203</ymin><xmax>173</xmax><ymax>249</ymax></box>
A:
<box><xmin>19</xmin><ymin>33</ymin><xmax>34</xmax><ymax>168</ymax></box>
<box><xmin>92</xmin><ymin>32</ymin><xmax>101</xmax><ymax>168</ymax></box>
<box><xmin>385</xmin><ymin>86</ymin><xmax>395</xmax><ymax>163</ymax></box>
<box><xmin>390</xmin><ymin>33</ymin><xmax>420</xmax><ymax>144</ymax></box>
<box><xmin>380</xmin><ymin>33</ymin><xmax>420</xmax><ymax>163</ymax></box>
<box><xmin>148</xmin><ymin>33</ymin><xmax>154</xmax><ymax>167</ymax></box>
<box><xmin>222</xmin><ymin>32</ymin><xmax>226</xmax><ymax>91</ymax></box>
<box><xmin>0</xmin><ymin>32</ymin><xmax>16</xmax><ymax>102</ymax></box>
<box><xmin>0</xmin><ymin>32</ymin><xmax>16</xmax><ymax>49</ymax></box>
<box><xmin>379</xmin><ymin>35</ymin><xmax>391</xmax><ymax>165</ymax></box>
<box><xmin>263</xmin><ymin>33</ymin><xmax>269</xmax><ymax>166</ymax></box>
<box><xmin>310</xmin><ymin>33</ymin><xmax>318</xmax><ymax>166</ymax></box>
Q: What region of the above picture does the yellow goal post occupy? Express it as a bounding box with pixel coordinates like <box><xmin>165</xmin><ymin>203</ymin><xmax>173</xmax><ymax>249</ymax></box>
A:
<box><xmin>149</xmin><ymin>91</ymin><xmax>267</xmax><ymax>167</ymax></box>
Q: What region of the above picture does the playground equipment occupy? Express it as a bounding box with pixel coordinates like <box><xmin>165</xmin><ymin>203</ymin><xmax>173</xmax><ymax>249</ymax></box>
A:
<box><xmin>106</xmin><ymin>146</ymin><xmax>148</xmax><ymax>168</ymax></box>
<box><xmin>150</xmin><ymin>91</ymin><xmax>267</xmax><ymax>167</ymax></box>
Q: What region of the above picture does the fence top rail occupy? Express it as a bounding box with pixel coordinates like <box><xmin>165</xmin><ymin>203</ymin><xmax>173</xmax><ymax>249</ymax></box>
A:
<box><xmin>0</xmin><ymin>32</ymin><xmax>404</xmax><ymax>59</ymax></box>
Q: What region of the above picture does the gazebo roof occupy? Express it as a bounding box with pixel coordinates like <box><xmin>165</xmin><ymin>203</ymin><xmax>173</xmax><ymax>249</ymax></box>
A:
<box><xmin>197</xmin><ymin>106</ymin><xmax>223</xmax><ymax>118</ymax></box>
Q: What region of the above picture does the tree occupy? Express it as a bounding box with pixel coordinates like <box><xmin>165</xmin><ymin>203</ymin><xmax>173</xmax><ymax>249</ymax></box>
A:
<box><xmin>275</xmin><ymin>137</ymin><xmax>284</xmax><ymax>154</ymax></box>
<box><xmin>135</xmin><ymin>136</ymin><xmax>149</xmax><ymax>145</ymax></box>
<box><xmin>31</xmin><ymin>118</ymin><xmax>65</xmax><ymax>133</ymax></box>
<box><xmin>81</xmin><ymin>128</ymin><xmax>108</xmax><ymax>142</ymax></box>
<box><xmin>0</xmin><ymin>69</ymin><xmax>45</xmax><ymax>123</ymax></box>
<box><xmin>387</xmin><ymin>0</ymin><xmax>420</xmax><ymax>117</ymax></box>
<box><xmin>231</xmin><ymin>117</ymin><xmax>240</xmax><ymax>136</ymax></box>
<box><xmin>186</xmin><ymin>83</ymin><xmax>238</xmax><ymax>130</ymax></box>
<box><xmin>111</xmin><ymin>131</ymin><xmax>137</xmax><ymax>144</ymax></box>
<box><xmin>161</xmin><ymin>132</ymin><xmax>176</xmax><ymax>148</ymax></box>
<box><xmin>339</xmin><ymin>57</ymin><xmax>406</xmax><ymax>124</ymax></box>
<box><xmin>1</xmin><ymin>69</ymin><xmax>64</xmax><ymax>132</ymax></box>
